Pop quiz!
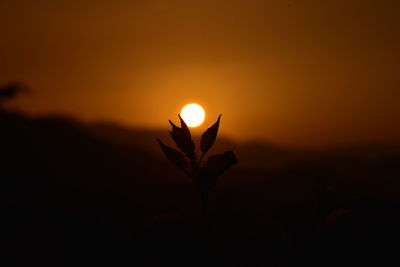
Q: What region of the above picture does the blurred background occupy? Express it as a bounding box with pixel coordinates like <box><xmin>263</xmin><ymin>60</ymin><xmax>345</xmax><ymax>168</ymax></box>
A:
<box><xmin>1</xmin><ymin>1</ymin><xmax>400</xmax><ymax>266</ymax></box>
<box><xmin>1</xmin><ymin>0</ymin><xmax>400</xmax><ymax>146</ymax></box>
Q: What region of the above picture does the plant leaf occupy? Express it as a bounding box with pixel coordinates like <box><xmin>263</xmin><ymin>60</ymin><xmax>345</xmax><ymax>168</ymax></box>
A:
<box><xmin>157</xmin><ymin>138</ymin><xmax>187</xmax><ymax>171</ymax></box>
<box><xmin>169</xmin><ymin>117</ymin><xmax>195</xmax><ymax>156</ymax></box>
<box><xmin>201</xmin><ymin>150</ymin><xmax>238</xmax><ymax>179</ymax></box>
<box><xmin>200</xmin><ymin>114</ymin><xmax>221</xmax><ymax>154</ymax></box>
<box><xmin>178</xmin><ymin>114</ymin><xmax>191</xmax><ymax>140</ymax></box>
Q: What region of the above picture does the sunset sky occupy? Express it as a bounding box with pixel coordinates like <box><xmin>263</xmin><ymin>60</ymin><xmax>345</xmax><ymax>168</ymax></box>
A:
<box><xmin>1</xmin><ymin>0</ymin><xmax>399</xmax><ymax>147</ymax></box>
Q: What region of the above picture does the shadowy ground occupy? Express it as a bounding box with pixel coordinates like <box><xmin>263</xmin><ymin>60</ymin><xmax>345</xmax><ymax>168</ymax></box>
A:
<box><xmin>1</xmin><ymin>110</ymin><xmax>400</xmax><ymax>266</ymax></box>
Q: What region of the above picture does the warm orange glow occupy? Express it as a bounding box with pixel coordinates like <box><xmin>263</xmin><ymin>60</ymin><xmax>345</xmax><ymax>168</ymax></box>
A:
<box><xmin>2</xmin><ymin>1</ymin><xmax>400</xmax><ymax>147</ymax></box>
<box><xmin>180</xmin><ymin>103</ymin><xmax>205</xmax><ymax>127</ymax></box>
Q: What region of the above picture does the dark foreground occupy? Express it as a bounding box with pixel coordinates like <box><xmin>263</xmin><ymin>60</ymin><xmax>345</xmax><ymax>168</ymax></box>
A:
<box><xmin>1</xmin><ymin>110</ymin><xmax>400</xmax><ymax>266</ymax></box>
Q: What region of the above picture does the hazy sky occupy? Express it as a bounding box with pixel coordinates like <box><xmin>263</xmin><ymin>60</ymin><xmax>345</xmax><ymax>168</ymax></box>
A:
<box><xmin>1</xmin><ymin>0</ymin><xmax>399</xmax><ymax>147</ymax></box>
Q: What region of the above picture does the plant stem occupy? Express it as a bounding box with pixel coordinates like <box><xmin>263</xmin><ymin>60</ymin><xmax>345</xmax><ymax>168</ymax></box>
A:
<box><xmin>200</xmin><ymin>187</ymin><xmax>216</xmax><ymax>245</ymax></box>
<box><xmin>201</xmin><ymin>189</ymin><xmax>209</xmax><ymax>218</ymax></box>
<box><xmin>189</xmin><ymin>154</ymin><xmax>198</xmax><ymax>174</ymax></box>
<box><xmin>198</xmin><ymin>152</ymin><xmax>206</xmax><ymax>165</ymax></box>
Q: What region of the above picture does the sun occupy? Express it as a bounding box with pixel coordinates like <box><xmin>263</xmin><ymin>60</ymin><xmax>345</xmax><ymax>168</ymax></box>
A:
<box><xmin>180</xmin><ymin>103</ymin><xmax>205</xmax><ymax>127</ymax></box>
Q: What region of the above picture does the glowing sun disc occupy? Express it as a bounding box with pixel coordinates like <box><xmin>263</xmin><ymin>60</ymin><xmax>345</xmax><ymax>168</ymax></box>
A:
<box><xmin>180</xmin><ymin>103</ymin><xmax>205</xmax><ymax>127</ymax></box>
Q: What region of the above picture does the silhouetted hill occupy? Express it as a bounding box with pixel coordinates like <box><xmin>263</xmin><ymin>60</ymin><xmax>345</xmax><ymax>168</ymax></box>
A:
<box><xmin>86</xmin><ymin>121</ymin><xmax>297</xmax><ymax>170</ymax></box>
<box><xmin>1</xmin><ymin>110</ymin><xmax>400</xmax><ymax>266</ymax></box>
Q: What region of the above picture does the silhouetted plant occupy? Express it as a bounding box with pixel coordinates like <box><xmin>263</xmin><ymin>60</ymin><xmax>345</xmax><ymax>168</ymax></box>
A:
<box><xmin>157</xmin><ymin>114</ymin><xmax>237</xmax><ymax>217</ymax></box>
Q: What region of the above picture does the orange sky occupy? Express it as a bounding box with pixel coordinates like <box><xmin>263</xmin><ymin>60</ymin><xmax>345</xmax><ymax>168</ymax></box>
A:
<box><xmin>1</xmin><ymin>0</ymin><xmax>399</xmax><ymax>147</ymax></box>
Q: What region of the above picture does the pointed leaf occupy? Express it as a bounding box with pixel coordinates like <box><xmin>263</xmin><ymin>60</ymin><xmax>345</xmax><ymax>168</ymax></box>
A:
<box><xmin>200</xmin><ymin>114</ymin><xmax>221</xmax><ymax>153</ymax></box>
<box><xmin>198</xmin><ymin>151</ymin><xmax>237</xmax><ymax>189</ymax></box>
<box><xmin>168</xmin><ymin>117</ymin><xmax>195</xmax><ymax>156</ymax></box>
<box><xmin>178</xmin><ymin>114</ymin><xmax>191</xmax><ymax>139</ymax></box>
<box><xmin>168</xmin><ymin>119</ymin><xmax>179</xmax><ymax>129</ymax></box>
<box><xmin>201</xmin><ymin>151</ymin><xmax>238</xmax><ymax>178</ymax></box>
<box><xmin>157</xmin><ymin>138</ymin><xmax>187</xmax><ymax>171</ymax></box>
